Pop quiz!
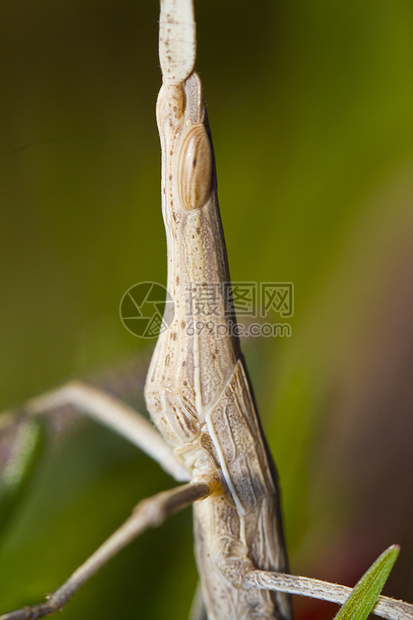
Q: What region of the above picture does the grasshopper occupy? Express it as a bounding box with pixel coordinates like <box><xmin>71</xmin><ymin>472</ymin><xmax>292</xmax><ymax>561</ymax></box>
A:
<box><xmin>0</xmin><ymin>0</ymin><xmax>290</xmax><ymax>616</ymax></box>
<box><xmin>145</xmin><ymin>0</ymin><xmax>291</xmax><ymax>616</ymax></box>
<box><xmin>1</xmin><ymin>1</ymin><xmax>412</xmax><ymax>619</ymax></box>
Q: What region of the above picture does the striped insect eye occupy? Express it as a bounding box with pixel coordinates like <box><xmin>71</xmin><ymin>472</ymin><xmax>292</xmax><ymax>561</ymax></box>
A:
<box><xmin>177</xmin><ymin>124</ymin><xmax>212</xmax><ymax>211</ymax></box>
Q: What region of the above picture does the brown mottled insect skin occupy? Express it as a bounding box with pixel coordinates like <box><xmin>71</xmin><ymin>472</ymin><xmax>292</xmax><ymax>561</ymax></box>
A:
<box><xmin>144</xmin><ymin>71</ymin><xmax>292</xmax><ymax>620</ymax></box>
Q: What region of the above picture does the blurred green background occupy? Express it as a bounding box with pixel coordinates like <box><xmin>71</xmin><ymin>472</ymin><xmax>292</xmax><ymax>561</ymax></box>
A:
<box><xmin>1</xmin><ymin>1</ymin><xmax>412</xmax><ymax>618</ymax></box>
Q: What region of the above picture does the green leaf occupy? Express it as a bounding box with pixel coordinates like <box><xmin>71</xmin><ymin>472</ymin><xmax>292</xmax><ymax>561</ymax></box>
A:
<box><xmin>334</xmin><ymin>545</ymin><xmax>400</xmax><ymax>620</ymax></box>
<box><xmin>0</xmin><ymin>418</ymin><xmax>45</xmax><ymax>538</ymax></box>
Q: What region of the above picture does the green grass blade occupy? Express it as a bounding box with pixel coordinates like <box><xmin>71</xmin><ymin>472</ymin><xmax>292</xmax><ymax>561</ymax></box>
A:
<box><xmin>0</xmin><ymin>418</ymin><xmax>45</xmax><ymax>538</ymax></box>
<box><xmin>334</xmin><ymin>545</ymin><xmax>400</xmax><ymax>620</ymax></box>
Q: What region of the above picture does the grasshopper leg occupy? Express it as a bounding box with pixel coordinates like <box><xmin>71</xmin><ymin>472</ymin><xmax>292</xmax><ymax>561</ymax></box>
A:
<box><xmin>1</xmin><ymin>381</ymin><xmax>189</xmax><ymax>482</ymax></box>
<box><xmin>0</xmin><ymin>480</ymin><xmax>211</xmax><ymax>620</ymax></box>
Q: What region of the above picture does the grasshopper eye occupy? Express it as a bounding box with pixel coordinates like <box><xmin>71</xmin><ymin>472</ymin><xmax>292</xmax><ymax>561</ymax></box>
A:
<box><xmin>178</xmin><ymin>125</ymin><xmax>212</xmax><ymax>211</ymax></box>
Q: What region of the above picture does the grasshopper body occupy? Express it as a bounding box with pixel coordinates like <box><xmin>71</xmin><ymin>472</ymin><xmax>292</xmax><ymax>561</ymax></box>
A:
<box><xmin>145</xmin><ymin>64</ymin><xmax>291</xmax><ymax>620</ymax></box>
